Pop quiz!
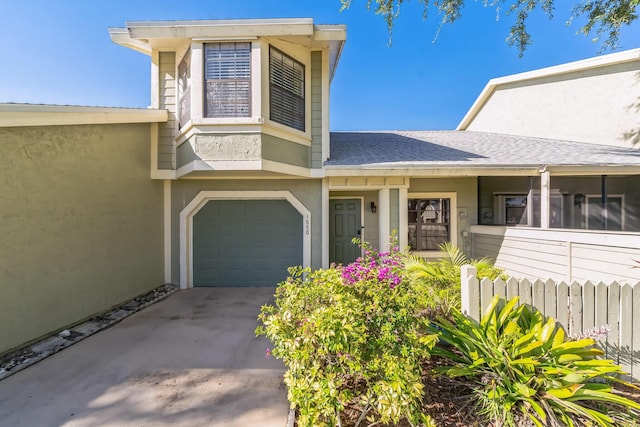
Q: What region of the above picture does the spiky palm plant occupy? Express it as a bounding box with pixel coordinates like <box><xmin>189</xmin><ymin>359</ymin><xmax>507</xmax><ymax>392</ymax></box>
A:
<box><xmin>403</xmin><ymin>242</ymin><xmax>503</xmax><ymax>314</ymax></box>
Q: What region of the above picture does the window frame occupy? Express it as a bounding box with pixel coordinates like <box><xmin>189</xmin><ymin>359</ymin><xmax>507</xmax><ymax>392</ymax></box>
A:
<box><xmin>203</xmin><ymin>42</ymin><xmax>252</xmax><ymax>119</ymax></box>
<box><xmin>177</xmin><ymin>48</ymin><xmax>191</xmax><ymax>128</ymax></box>
<box><xmin>407</xmin><ymin>192</ymin><xmax>457</xmax><ymax>256</ymax></box>
<box><xmin>269</xmin><ymin>45</ymin><xmax>306</xmax><ymax>132</ymax></box>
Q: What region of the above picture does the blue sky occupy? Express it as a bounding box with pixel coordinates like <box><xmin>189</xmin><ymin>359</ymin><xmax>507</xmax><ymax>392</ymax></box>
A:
<box><xmin>1</xmin><ymin>1</ymin><xmax>639</xmax><ymax>130</ymax></box>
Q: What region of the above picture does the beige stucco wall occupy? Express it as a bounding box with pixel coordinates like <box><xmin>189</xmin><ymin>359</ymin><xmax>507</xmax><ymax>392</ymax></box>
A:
<box><xmin>466</xmin><ymin>61</ymin><xmax>640</xmax><ymax>147</ymax></box>
<box><xmin>0</xmin><ymin>124</ymin><xmax>164</xmax><ymax>354</ymax></box>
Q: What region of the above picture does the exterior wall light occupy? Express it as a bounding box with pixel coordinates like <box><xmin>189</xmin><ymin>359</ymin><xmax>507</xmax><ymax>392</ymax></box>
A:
<box><xmin>370</xmin><ymin>201</ymin><xmax>377</xmax><ymax>213</ymax></box>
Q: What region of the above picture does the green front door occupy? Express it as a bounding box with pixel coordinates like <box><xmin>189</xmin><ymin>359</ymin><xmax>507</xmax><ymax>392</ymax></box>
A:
<box><xmin>329</xmin><ymin>199</ymin><xmax>362</xmax><ymax>265</ymax></box>
<box><xmin>192</xmin><ymin>200</ymin><xmax>302</xmax><ymax>287</ymax></box>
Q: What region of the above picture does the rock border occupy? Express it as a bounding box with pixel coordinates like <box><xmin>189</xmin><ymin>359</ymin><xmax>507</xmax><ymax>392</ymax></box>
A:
<box><xmin>0</xmin><ymin>284</ymin><xmax>178</xmax><ymax>382</ymax></box>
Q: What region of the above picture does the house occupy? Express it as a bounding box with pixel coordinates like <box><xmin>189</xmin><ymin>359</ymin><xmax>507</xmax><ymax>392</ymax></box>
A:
<box><xmin>1</xmin><ymin>17</ymin><xmax>639</xmax><ymax>355</ymax></box>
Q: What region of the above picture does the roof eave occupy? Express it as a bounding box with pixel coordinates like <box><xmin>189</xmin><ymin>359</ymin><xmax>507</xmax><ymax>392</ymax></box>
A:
<box><xmin>0</xmin><ymin>104</ymin><xmax>168</xmax><ymax>127</ymax></box>
<box><xmin>324</xmin><ymin>163</ymin><xmax>640</xmax><ymax>176</ymax></box>
<box><xmin>109</xmin><ymin>27</ymin><xmax>152</xmax><ymax>56</ymax></box>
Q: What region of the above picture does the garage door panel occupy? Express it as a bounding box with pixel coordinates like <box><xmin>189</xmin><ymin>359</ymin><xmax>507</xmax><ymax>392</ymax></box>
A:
<box><xmin>193</xmin><ymin>199</ymin><xmax>302</xmax><ymax>287</ymax></box>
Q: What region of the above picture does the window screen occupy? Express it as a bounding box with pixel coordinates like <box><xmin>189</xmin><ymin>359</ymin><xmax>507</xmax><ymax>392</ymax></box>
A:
<box><xmin>204</xmin><ymin>42</ymin><xmax>251</xmax><ymax>118</ymax></box>
<box><xmin>269</xmin><ymin>46</ymin><xmax>305</xmax><ymax>131</ymax></box>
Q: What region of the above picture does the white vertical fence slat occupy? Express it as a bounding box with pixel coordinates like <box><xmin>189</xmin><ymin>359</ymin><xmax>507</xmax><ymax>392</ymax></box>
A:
<box><xmin>461</xmin><ymin>265</ymin><xmax>640</xmax><ymax>380</ymax></box>
<box><xmin>506</xmin><ymin>277</ymin><xmax>519</xmax><ymax>301</ymax></box>
<box><xmin>619</xmin><ymin>284</ymin><xmax>633</xmax><ymax>378</ymax></box>
<box><xmin>494</xmin><ymin>278</ymin><xmax>506</xmax><ymax>301</ymax></box>
<box><xmin>544</xmin><ymin>279</ymin><xmax>556</xmax><ymax>320</ymax></box>
<box><xmin>557</xmin><ymin>282</ymin><xmax>570</xmax><ymax>332</ymax></box>
<box><xmin>480</xmin><ymin>278</ymin><xmax>494</xmax><ymax>315</ymax></box>
<box><xmin>532</xmin><ymin>280</ymin><xmax>545</xmax><ymax>315</ymax></box>
<box><xmin>595</xmin><ymin>282</ymin><xmax>609</xmax><ymax>346</ymax></box>
<box><xmin>520</xmin><ymin>278</ymin><xmax>532</xmax><ymax>306</ymax></box>
<box><xmin>582</xmin><ymin>281</ymin><xmax>595</xmax><ymax>333</ymax></box>
<box><xmin>607</xmin><ymin>282</ymin><xmax>620</xmax><ymax>364</ymax></box>
<box><xmin>570</xmin><ymin>282</ymin><xmax>583</xmax><ymax>336</ymax></box>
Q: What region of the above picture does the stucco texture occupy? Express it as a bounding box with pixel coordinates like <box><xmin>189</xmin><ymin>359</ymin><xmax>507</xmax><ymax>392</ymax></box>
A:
<box><xmin>0</xmin><ymin>124</ymin><xmax>164</xmax><ymax>354</ymax></box>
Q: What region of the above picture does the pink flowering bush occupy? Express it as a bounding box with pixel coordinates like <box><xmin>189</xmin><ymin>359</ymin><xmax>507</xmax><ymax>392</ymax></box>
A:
<box><xmin>257</xmin><ymin>239</ymin><xmax>438</xmax><ymax>427</ymax></box>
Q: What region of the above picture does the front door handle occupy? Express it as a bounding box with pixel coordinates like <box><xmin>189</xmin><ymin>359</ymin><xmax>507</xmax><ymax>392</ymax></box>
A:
<box><xmin>357</xmin><ymin>226</ymin><xmax>364</xmax><ymax>236</ymax></box>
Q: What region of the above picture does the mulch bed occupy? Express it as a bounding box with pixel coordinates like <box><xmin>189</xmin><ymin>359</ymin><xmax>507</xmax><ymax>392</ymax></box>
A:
<box><xmin>325</xmin><ymin>355</ymin><xmax>640</xmax><ymax>426</ymax></box>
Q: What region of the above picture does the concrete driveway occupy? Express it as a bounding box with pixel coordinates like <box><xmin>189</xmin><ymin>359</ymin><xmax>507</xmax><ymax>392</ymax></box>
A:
<box><xmin>0</xmin><ymin>288</ymin><xmax>289</xmax><ymax>427</ymax></box>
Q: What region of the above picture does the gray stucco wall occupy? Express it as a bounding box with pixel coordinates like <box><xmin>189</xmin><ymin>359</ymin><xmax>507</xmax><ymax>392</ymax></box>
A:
<box><xmin>0</xmin><ymin>123</ymin><xmax>164</xmax><ymax>354</ymax></box>
<box><xmin>170</xmin><ymin>179</ymin><xmax>323</xmax><ymax>284</ymax></box>
<box><xmin>176</xmin><ymin>133</ymin><xmax>311</xmax><ymax>170</ymax></box>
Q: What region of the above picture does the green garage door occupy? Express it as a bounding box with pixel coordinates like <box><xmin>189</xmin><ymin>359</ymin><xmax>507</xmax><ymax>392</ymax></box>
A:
<box><xmin>193</xmin><ymin>200</ymin><xmax>302</xmax><ymax>287</ymax></box>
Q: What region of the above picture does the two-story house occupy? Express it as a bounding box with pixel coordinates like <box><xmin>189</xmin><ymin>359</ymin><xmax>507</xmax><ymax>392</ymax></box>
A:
<box><xmin>110</xmin><ymin>19</ymin><xmax>346</xmax><ymax>288</ymax></box>
<box><xmin>1</xmin><ymin>17</ymin><xmax>640</xmax><ymax>355</ymax></box>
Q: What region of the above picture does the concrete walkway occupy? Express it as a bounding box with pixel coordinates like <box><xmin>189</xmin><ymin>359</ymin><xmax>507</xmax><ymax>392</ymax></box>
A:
<box><xmin>0</xmin><ymin>288</ymin><xmax>289</xmax><ymax>427</ymax></box>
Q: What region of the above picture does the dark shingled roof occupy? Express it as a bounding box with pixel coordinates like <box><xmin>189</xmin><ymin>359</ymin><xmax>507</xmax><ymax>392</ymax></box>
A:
<box><xmin>326</xmin><ymin>131</ymin><xmax>640</xmax><ymax>168</ymax></box>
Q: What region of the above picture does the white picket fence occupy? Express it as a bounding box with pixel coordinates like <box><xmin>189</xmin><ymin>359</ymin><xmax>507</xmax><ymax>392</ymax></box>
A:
<box><xmin>460</xmin><ymin>265</ymin><xmax>640</xmax><ymax>380</ymax></box>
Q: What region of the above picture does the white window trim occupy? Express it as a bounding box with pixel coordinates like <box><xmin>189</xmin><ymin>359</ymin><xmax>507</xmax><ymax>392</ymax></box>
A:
<box><xmin>179</xmin><ymin>191</ymin><xmax>311</xmax><ymax>289</ymax></box>
<box><xmin>189</xmin><ymin>41</ymin><xmax>262</xmax><ymax>122</ymax></box>
<box><xmin>406</xmin><ymin>192</ymin><xmax>457</xmax><ymax>258</ymax></box>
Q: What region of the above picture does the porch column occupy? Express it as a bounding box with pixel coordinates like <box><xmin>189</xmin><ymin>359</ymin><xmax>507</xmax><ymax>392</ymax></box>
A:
<box><xmin>399</xmin><ymin>188</ymin><xmax>408</xmax><ymax>250</ymax></box>
<box><xmin>540</xmin><ymin>168</ymin><xmax>550</xmax><ymax>229</ymax></box>
<box><xmin>379</xmin><ymin>188</ymin><xmax>390</xmax><ymax>251</ymax></box>
<box><xmin>322</xmin><ymin>178</ymin><xmax>330</xmax><ymax>268</ymax></box>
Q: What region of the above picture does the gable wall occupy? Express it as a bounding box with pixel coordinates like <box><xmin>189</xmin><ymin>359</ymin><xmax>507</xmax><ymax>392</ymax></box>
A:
<box><xmin>466</xmin><ymin>60</ymin><xmax>640</xmax><ymax>147</ymax></box>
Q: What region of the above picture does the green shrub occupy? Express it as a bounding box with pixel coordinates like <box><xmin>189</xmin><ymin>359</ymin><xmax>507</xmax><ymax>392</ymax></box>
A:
<box><xmin>257</xmin><ymin>244</ymin><xmax>438</xmax><ymax>427</ymax></box>
<box><xmin>403</xmin><ymin>242</ymin><xmax>504</xmax><ymax>315</ymax></box>
<box><xmin>429</xmin><ymin>295</ymin><xmax>640</xmax><ymax>426</ymax></box>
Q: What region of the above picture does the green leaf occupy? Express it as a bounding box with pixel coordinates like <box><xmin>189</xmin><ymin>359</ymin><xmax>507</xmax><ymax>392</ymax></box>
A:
<box><xmin>545</xmin><ymin>384</ymin><xmax>583</xmax><ymax>398</ymax></box>
<box><xmin>516</xmin><ymin>340</ymin><xmax>544</xmax><ymax>356</ymax></box>
<box><xmin>557</xmin><ymin>353</ymin><xmax>583</xmax><ymax>363</ymax></box>
<box><xmin>561</xmin><ymin>373</ymin><xmax>586</xmax><ymax>384</ymax></box>
<box><xmin>552</xmin><ymin>326</ymin><xmax>565</xmax><ymax>347</ymax></box>
<box><xmin>514</xmin><ymin>382</ymin><xmax>536</xmax><ymax>397</ymax></box>
<box><xmin>551</xmin><ymin>338</ymin><xmax>594</xmax><ymax>353</ymax></box>
<box><xmin>498</xmin><ymin>296</ymin><xmax>520</xmax><ymax>326</ymax></box>
<box><xmin>537</xmin><ymin>318</ymin><xmax>556</xmax><ymax>342</ymax></box>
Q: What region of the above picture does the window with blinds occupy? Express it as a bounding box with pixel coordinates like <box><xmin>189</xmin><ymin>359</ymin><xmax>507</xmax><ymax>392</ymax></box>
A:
<box><xmin>269</xmin><ymin>47</ymin><xmax>305</xmax><ymax>131</ymax></box>
<box><xmin>204</xmin><ymin>42</ymin><xmax>251</xmax><ymax>118</ymax></box>
<box><xmin>178</xmin><ymin>49</ymin><xmax>191</xmax><ymax>128</ymax></box>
